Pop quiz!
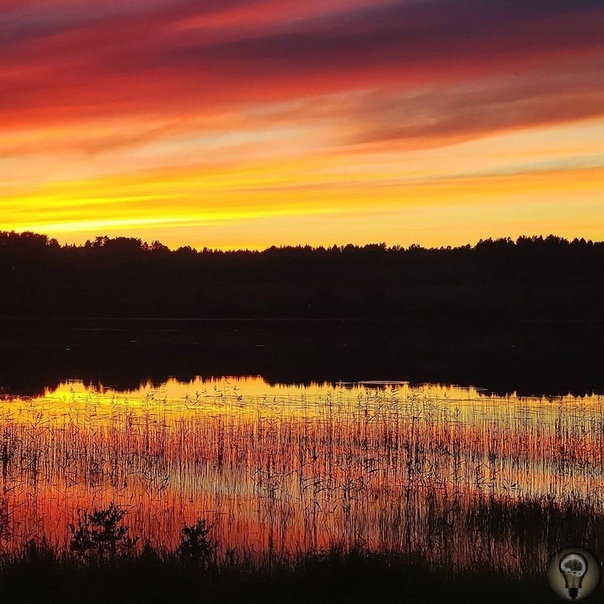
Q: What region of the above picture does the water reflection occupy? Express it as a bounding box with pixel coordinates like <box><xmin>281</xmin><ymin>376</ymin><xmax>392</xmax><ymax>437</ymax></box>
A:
<box><xmin>0</xmin><ymin>376</ymin><xmax>602</xmax><ymax>577</ymax></box>
<box><xmin>39</xmin><ymin>375</ymin><xmax>595</xmax><ymax>407</ymax></box>
<box><xmin>2</xmin><ymin>318</ymin><xmax>603</xmax><ymax>397</ymax></box>
<box><xmin>42</xmin><ymin>376</ymin><xmax>502</xmax><ymax>405</ymax></box>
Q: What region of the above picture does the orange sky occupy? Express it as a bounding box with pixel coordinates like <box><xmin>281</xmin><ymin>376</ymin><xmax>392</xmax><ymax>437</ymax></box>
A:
<box><xmin>1</xmin><ymin>0</ymin><xmax>603</xmax><ymax>249</ymax></box>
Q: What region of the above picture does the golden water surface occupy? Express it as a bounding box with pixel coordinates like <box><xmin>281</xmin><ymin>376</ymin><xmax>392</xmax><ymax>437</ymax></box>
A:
<box><xmin>1</xmin><ymin>376</ymin><xmax>602</xmax><ymax>575</ymax></box>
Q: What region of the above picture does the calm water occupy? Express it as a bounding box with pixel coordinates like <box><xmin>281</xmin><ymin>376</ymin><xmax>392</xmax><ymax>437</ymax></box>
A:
<box><xmin>1</xmin><ymin>374</ymin><xmax>603</xmax><ymax>576</ymax></box>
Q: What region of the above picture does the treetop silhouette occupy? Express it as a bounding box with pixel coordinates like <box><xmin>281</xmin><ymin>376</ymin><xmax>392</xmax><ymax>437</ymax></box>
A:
<box><xmin>0</xmin><ymin>231</ymin><xmax>601</xmax><ymax>320</ymax></box>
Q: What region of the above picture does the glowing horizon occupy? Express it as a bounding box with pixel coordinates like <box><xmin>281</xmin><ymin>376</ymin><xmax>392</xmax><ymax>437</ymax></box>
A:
<box><xmin>1</xmin><ymin>0</ymin><xmax>603</xmax><ymax>250</ymax></box>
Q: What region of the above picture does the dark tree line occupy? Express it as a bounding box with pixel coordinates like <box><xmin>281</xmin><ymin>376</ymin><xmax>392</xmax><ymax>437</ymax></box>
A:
<box><xmin>0</xmin><ymin>231</ymin><xmax>602</xmax><ymax>319</ymax></box>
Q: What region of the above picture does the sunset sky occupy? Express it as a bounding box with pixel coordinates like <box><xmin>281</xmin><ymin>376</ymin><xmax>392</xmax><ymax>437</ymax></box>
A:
<box><xmin>1</xmin><ymin>0</ymin><xmax>603</xmax><ymax>250</ymax></box>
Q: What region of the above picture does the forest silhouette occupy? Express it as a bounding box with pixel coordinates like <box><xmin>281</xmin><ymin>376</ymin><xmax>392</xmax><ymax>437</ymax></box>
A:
<box><xmin>0</xmin><ymin>231</ymin><xmax>602</xmax><ymax>320</ymax></box>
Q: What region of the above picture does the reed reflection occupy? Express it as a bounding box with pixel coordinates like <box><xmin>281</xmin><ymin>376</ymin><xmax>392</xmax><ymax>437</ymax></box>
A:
<box><xmin>0</xmin><ymin>376</ymin><xmax>602</xmax><ymax>577</ymax></box>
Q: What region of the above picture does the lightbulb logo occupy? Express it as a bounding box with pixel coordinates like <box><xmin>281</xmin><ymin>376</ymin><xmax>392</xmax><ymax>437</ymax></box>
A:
<box><xmin>560</xmin><ymin>553</ymin><xmax>588</xmax><ymax>600</ymax></box>
<box><xmin>547</xmin><ymin>547</ymin><xmax>601</xmax><ymax>601</ymax></box>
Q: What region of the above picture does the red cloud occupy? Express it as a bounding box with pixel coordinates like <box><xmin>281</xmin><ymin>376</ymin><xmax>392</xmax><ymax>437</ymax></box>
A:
<box><xmin>0</xmin><ymin>0</ymin><xmax>602</xmax><ymax>137</ymax></box>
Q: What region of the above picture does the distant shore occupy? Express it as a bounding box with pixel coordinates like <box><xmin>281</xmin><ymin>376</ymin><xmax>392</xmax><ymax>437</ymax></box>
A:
<box><xmin>1</xmin><ymin>232</ymin><xmax>603</xmax><ymax>321</ymax></box>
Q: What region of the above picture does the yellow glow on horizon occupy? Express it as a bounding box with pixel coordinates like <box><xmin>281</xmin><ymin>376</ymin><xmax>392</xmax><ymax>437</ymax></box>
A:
<box><xmin>2</xmin><ymin>112</ymin><xmax>603</xmax><ymax>249</ymax></box>
<box><xmin>5</xmin><ymin>160</ymin><xmax>603</xmax><ymax>249</ymax></box>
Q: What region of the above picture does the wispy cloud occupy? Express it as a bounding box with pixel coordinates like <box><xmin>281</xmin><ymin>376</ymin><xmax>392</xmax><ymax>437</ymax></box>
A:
<box><xmin>2</xmin><ymin>0</ymin><xmax>603</xmax><ymax>124</ymax></box>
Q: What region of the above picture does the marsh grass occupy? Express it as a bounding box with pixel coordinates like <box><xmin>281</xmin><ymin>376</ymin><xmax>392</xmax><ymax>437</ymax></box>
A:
<box><xmin>0</xmin><ymin>382</ymin><xmax>602</xmax><ymax>581</ymax></box>
<box><xmin>0</xmin><ymin>529</ymin><xmax>552</xmax><ymax>603</ymax></box>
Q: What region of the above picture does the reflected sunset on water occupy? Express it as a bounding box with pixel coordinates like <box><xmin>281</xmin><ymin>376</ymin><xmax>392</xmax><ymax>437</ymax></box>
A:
<box><xmin>0</xmin><ymin>375</ymin><xmax>602</xmax><ymax>576</ymax></box>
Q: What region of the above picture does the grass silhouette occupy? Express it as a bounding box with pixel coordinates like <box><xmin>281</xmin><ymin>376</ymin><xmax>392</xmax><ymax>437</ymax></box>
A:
<box><xmin>0</xmin><ymin>526</ymin><xmax>554</xmax><ymax>603</ymax></box>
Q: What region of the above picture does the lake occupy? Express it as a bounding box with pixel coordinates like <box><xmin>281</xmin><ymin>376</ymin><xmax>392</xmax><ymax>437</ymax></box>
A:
<box><xmin>0</xmin><ymin>319</ymin><xmax>602</xmax><ymax>579</ymax></box>
<box><xmin>1</xmin><ymin>373</ymin><xmax>603</xmax><ymax>579</ymax></box>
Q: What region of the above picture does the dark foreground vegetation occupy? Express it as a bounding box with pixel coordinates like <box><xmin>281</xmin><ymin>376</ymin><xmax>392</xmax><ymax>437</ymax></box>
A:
<box><xmin>0</xmin><ymin>501</ymin><xmax>558</xmax><ymax>604</ymax></box>
<box><xmin>0</xmin><ymin>544</ymin><xmax>552</xmax><ymax>603</ymax></box>
<box><xmin>1</xmin><ymin>231</ymin><xmax>603</xmax><ymax>320</ymax></box>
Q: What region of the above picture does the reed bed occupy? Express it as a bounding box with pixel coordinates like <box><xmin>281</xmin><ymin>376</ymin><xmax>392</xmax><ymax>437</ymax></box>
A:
<box><xmin>0</xmin><ymin>381</ymin><xmax>602</xmax><ymax>578</ymax></box>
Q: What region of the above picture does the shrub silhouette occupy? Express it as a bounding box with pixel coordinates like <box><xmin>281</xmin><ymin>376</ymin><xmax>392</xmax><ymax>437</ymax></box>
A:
<box><xmin>69</xmin><ymin>502</ymin><xmax>139</xmax><ymax>559</ymax></box>
<box><xmin>177</xmin><ymin>518</ymin><xmax>217</xmax><ymax>569</ymax></box>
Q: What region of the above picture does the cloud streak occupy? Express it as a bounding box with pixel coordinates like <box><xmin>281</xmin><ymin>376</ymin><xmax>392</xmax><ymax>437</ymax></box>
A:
<box><xmin>2</xmin><ymin>0</ymin><xmax>603</xmax><ymax>124</ymax></box>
